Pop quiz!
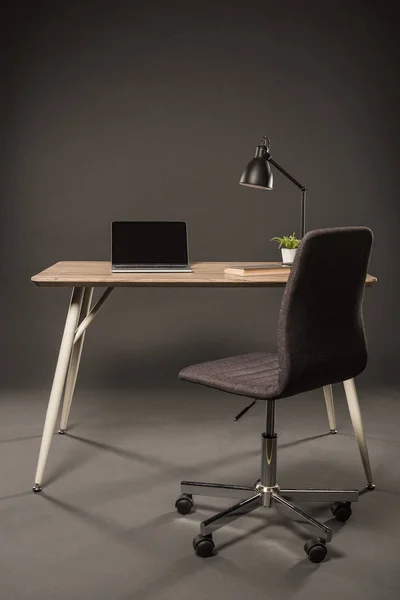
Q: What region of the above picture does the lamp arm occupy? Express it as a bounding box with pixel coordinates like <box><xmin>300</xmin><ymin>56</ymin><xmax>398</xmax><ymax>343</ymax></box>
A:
<box><xmin>268</xmin><ymin>158</ymin><xmax>306</xmax><ymax>191</ymax></box>
<box><xmin>268</xmin><ymin>158</ymin><xmax>307</xmax><ymax>238</ymax></box>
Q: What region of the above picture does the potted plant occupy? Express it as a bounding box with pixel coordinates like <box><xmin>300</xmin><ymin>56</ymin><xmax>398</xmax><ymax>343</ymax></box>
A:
<box><xmin>271</xmin><ymin>233</ymin><xmax>301</xmax><ymax>265</ymax></box>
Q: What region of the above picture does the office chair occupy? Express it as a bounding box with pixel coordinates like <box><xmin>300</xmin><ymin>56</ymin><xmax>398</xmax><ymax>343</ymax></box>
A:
<box><xmin>175</xmin><ymin>227</ymin><xmax>374</xmax><ymax>562</ymax></box>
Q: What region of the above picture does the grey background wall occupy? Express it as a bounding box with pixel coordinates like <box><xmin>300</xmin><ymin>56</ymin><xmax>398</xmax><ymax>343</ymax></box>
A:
<box><xmin>2</xmin><ymin>0</ymin><xmax>399</xmax><ymax>391</ymax></box>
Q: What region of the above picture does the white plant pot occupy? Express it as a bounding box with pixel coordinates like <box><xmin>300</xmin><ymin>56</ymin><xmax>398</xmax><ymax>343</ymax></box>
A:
<box><xmin>281</xmin><ymin>248</ymin><xmax>297</xmax><ymax>265</ymax></box>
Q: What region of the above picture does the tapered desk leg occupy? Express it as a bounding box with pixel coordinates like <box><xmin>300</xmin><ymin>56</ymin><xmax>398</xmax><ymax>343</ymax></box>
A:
<box><xmin>33</xmin><ymin>288</ymin><xmax>84</xmax><ymax>492</ymax></box>
<box><xmin>59</xmin><ymin>287</ymin><xmax>93</xmax><ymax>434</ymax></box>
<box><xmin>323</xmin><ymin>384</ymin><xmax>337</xmax><ymax>433</ymax></box>
<box><xmin>343</xmin><ymin>378</ymin><xmax>375</xmax><ymax>489</ymax></box>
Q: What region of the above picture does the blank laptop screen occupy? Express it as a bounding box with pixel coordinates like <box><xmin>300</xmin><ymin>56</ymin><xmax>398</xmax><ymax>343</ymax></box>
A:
<box><xmin>112</xmin><ymin>221</ymin><xmax>189</xmax><ymax>266</ymax></box>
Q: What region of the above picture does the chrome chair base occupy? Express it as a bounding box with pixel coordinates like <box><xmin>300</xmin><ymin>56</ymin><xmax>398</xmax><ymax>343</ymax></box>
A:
<box><xmin>176</xmin><ymin>399</ymin><xmax>372</xmax><ymax>562</ymax></box>
<box><xmin>179</xmin><ymin>480</ymin><xmax>358</xmax><ymax>540</ymax></box>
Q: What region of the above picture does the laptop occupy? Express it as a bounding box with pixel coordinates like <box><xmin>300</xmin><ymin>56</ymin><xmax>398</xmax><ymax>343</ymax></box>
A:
<box><xmin>111</xmin><ymin>221</ymin><xmax>193</xmax><ymax>273</ymax></box>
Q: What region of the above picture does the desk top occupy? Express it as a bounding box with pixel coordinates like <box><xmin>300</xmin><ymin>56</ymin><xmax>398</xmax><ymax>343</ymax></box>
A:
<box><xmin>31</xmin><ymin>261</ymin><xmax>378</xmax><ymax>288</ymax></box>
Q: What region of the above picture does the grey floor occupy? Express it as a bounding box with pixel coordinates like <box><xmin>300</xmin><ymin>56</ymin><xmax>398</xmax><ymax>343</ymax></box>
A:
<box><xmin>1</xmin><ymin>382</ymin><xmax>400</xmax><ymax>600</ymax></box>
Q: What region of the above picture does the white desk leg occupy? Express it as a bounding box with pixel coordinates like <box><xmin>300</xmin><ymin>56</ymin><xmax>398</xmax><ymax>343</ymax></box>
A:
<box><xmin>59</xmin><ymin>287</ymin><xmax>94</xmax><ymax>434</ymax></box>
<box><xmin>343</xmin><ymin>378</ymin><xmax>375</xmax><ymax>490</ymax></box>
<box><xmin>323</xmin><ymin>384</ymin><xmax>337</xmax><ymax>433</ymax></box>
<box><xmin>33</xmin><ymin>287</ymin><xmax>84</xmax><ymax>492</ymax></box>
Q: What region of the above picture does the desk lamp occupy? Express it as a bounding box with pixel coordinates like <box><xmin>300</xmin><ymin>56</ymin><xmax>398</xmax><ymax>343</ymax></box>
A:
<box><xmin>239</xmin><ymin>135</ymin><xmax>307</xmax><ymax>238</ymax></box>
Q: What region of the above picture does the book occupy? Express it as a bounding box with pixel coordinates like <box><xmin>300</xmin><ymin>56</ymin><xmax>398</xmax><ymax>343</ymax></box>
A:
<box><xmin>224</xmin><ymin>263</ymin><xmax>291</xmax><ymax>277</ymax></box>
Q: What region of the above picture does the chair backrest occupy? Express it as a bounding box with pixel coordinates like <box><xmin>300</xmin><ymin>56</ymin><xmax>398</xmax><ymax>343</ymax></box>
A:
<box><xmin>276</xmin><ymin>227</ymin><xmax>373</xmax><ymax>398</ymax></box>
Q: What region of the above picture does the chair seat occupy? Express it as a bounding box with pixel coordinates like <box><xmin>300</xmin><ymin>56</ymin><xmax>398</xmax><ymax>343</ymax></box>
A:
<box><xmin>179</xmin><ymin>352</ymin><xmax>280</xmax><ymax>400</ymax></box>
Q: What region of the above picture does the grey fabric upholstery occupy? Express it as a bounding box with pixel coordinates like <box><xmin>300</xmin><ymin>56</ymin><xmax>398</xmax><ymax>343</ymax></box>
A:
<box><xmin>179</xmin><ymin>352</ymin><xmax>279</xmax><ymax>399</ymax></box>
<box><xmin>179</xmin><ymin>227</ymin><xmax>373</xmax><ymax>401</ymax></box>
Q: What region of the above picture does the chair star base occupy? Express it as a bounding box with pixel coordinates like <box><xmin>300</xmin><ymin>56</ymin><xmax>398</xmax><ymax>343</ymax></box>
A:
<box><xmin>176</xmin><ymin>399</ymin><xmax>361</xmax><ymax>562</ymax></box>
<box><xmin>180</xmin><ymin>480</ymin><xmax>358</xmax><ymax>540</ymax></box>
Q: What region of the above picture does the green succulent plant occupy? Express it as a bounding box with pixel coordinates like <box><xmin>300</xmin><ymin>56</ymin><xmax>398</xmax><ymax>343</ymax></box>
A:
<box><xmin>271</xmin><ymin>233</ymin><xmax>301</xmax><ymax>250</ymax></box>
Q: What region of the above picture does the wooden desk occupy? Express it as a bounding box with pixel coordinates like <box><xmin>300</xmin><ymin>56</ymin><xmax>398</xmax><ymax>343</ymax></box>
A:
<box><xmin>31</xmin><ymin>261</ymin><xmax>377</xmax><ymax>492</ymax></box>
<box><xmin>32</xmin><ymin>261</ymin><xmax>377</xmax><ymax>287</ymax></box>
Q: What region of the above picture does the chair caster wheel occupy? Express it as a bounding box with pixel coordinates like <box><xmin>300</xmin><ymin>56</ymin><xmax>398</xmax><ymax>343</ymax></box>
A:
<box><xmin>331</xmin><ymin>501</ymin><xmax>352</xmax><ymax>522</ymax></box>
<box><xmin>58</xmin><ymin>429</ymin><xmax>66</xmax><ymax>435</ymax></box>
<box><xmin>304</xmin><ymin>538</ymin><xmax>327</xmax><ymax>563</ymax></box>
<box><xmin>193</xmin><ymin>534</ymin><xmax>215</xmax><ymax>557</ymax></box>
<box><xmin>32</xmin><ymin>484</ymin><xmax>42</xmax><ymax>493</ymax></box>
<box><xmin>175</xmin><ymin>493</ymin><xmax>194</xmax><ymax>515</ymax></box>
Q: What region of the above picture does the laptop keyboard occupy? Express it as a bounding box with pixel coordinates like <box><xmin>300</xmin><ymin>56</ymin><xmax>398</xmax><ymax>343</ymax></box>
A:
<box><xmin>115</xmin><ymin>265</ymin><xmax>188</xmax><ymax>269</ymax></box>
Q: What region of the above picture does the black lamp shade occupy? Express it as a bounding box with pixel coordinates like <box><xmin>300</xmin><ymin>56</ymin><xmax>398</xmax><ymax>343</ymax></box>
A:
<box><xmin>239</xmin><ymin>157</ymin><xmax>273</xmax><ymax>190</ymax></box>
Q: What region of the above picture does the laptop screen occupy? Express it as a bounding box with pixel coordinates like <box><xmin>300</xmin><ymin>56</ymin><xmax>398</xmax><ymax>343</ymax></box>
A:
<box><xmin>112</xmin><ymin>221</ymin><xmax>189</xmax><ymax>266</ymax></box>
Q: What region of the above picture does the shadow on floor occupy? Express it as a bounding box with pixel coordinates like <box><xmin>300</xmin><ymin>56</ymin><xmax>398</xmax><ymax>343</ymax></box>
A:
<box><xmin>0</xmin><ymin>434</ymin><xmax>42</xmax><ymax>445</ymax></box>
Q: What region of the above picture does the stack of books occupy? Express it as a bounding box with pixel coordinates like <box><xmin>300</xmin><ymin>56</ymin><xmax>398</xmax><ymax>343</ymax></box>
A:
<box><xmin>224</xmin><ymin>263</ymin><xmax>290</xmax><ymax>277</ymax></box>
